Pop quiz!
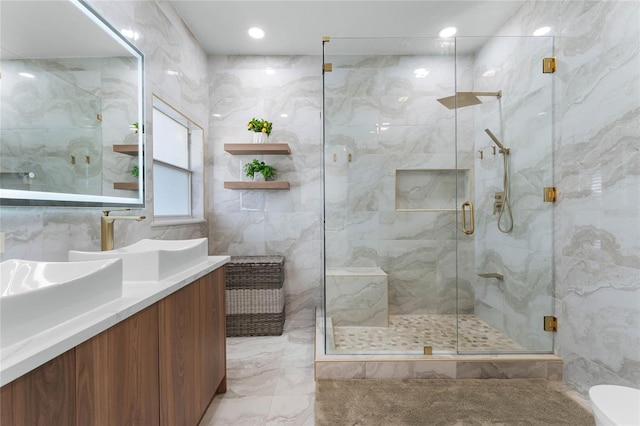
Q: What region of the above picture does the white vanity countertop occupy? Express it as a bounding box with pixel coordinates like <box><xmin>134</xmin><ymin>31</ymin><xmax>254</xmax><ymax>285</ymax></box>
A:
<box><xmin>0</xmin><ymin>255</ymin><xmax>230</xmax><ymax>387</ymax></box>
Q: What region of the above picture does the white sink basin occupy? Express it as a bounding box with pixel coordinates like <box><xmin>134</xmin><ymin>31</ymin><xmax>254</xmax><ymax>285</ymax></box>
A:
<box><xmin>69</xmin><ymin>238</ymin><xmax>208</xmax><ymax>282</ymax></box>
<box><xmin>0</xmin><ymin>258</ymin><xmax>122</xmax><ymax>349</ymax></box>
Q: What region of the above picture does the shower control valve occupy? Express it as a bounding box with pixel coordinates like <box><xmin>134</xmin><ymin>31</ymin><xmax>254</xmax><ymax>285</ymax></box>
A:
<box><xmin>493</xmin><ymin>192</ymin><xmax>505</xmax><ymax>214</ymax></box>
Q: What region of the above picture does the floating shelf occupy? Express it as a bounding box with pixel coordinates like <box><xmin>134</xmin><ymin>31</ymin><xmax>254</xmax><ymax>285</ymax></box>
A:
<box><xmin>113</xmin><ymin>144</ymin><xmax>140</xmax><ymax>156</ymax></box>
<box><xmin>224</xmin><ymin>181</ymin><xmax>290</xmax><ymax>190</ymax></box>
<box><xmin>224</xmin><ymin>143</ymin><xmax>291</xmax><ymax>155</ymax></box>
<box><xmin>114</xmin><ymin>182</ymin><xmax>139</xmax><ymax>190</ymax></box>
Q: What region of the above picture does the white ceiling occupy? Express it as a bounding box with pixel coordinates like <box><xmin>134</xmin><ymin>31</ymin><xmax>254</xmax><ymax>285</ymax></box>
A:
<box><xmin>169</xmin><ymin>0</ymin><xmax>525</xmax><ymax>56</ymax></box>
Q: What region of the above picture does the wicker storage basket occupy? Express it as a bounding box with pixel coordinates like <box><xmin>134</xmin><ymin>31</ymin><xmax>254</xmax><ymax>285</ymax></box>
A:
<box><xmin>225</xmin><ymin>256</ymin><xmax>285</xmax><ymax>336</ymax></box>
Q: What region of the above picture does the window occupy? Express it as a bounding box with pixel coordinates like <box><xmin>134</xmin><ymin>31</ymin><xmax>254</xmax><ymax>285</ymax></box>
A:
<box><xmin>152</xmin><ymin>96</ymin><xmax>204</xmax><ymax>224</ymax></box>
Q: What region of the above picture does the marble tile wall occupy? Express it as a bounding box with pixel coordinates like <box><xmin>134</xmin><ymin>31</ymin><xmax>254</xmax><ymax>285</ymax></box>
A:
<box><xmin>498</xmin><ymin>0</ymin><xmax>640</xmax><ymax>393</ymax></box>
<box><xmin>323</xmin><ymin>50</ymin><xmax>476</xmax><ymax>316</ymax></box>
<box><xmin>0</xmin><ymin>0</ymin><xmax>209</xmax><ymax>262</ymax></box>
<box><xmin>207</xmin><ymin>55</ymin><xmax>323</xmax><ymax>321</ymax></box>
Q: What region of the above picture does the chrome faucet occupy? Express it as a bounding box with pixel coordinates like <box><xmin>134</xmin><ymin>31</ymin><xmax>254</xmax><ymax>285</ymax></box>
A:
<box><xmin>101</xmin><ymin>209</ymin><xmax>145</xmax><ymax>251</ymax></box>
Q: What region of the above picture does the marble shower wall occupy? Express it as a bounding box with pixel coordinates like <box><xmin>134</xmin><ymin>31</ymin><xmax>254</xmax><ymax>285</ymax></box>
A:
<box><xmin>500</xmin><ymin>0</ymin><xmax>640</xmax><ymax>393</ymax></box>
<box><xmin>0</xmin><ymin>1</ymin><xmax>209</xmax><ymax>262</ymax></box>
<box><xmin>467</xmin><ymin>35</ymin><xmax>555</xmax><ymax>352</ymax></box>
<box><xmin>207</xmin><ymin>55</ymin><xmax>323</xmax><ymax>321</ymax></box>
<box><xmin>323</xmin><ymin>51</ymin><xmax>476</xmax><ymax>315</ymax></box>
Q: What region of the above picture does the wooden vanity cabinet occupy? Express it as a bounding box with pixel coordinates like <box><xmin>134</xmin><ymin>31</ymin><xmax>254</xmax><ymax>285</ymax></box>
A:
<box><xmin>0</xmin><ymin>350</ymin><xmax>75</xmax><ymax>425</ymax></box>
<box><xmin>159</xmin><ymin>267</ymin><xmax>227</xmax><ymax>426</ymax></box>
<box><xmin>75</xmin><ymin>304</ymin><xmax>160</xmax><ymax>426</ymax></box>
<box><xmin>0</xmin><ymin>266</ymin><xmax>227</xmax><ymax>426</ymax></box>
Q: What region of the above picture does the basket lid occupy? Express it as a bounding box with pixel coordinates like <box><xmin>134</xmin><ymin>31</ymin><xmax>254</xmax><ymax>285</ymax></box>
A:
<box><xmin>229</xmin><ymin>256</ymin><xmax>284</xmax><ymax>265</ymax></box>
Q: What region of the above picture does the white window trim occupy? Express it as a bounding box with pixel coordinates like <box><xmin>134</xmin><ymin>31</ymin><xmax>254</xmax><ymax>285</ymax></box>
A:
<box><xmin>151</xmin><ymin>94</ymin><xmax>205</xmax><ymax>226</ymax></box>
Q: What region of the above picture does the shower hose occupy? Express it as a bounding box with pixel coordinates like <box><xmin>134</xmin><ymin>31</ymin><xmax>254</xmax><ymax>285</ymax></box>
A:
<box><xmin>498</xmin><ymin>151</ymin><xmax>513</xmax><ymax>233</ymax></box>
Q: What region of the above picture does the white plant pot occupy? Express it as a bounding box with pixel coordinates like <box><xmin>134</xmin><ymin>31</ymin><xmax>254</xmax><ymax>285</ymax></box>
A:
<box><xmin>253</xmin><ymin>172</ymin><xmax>265</xmax><ymax>182</ymax></box>
<box><xmin>252</xmin><ymin>132</ymin><xmax>269</xmax><ymax>144</ymax></box>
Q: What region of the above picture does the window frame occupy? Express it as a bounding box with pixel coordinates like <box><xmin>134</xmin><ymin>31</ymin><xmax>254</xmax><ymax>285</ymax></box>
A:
<box><xmin>151</xmin><ymin>95</ymin><xmax>205</xmax><ymax>226</ymax></box>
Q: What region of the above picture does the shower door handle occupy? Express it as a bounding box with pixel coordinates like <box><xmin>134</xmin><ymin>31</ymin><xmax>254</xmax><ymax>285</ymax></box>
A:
<box><xmin>462</xmin><ymin>201</ymin><xmax>475</xmax><ymax>235</ymax></box>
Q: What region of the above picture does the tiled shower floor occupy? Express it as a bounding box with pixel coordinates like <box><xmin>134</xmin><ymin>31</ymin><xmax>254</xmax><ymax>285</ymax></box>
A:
<box><xmin>331</xmin><ymin>314</ymin><xmax>523</xmax><ymax>353</ymax></box>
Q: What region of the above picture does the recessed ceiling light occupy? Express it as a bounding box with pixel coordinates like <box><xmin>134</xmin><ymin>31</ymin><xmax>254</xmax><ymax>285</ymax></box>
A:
<box><xmin>414</xmin><ymin>68</ymin><xmax>429</xmax><ymax>78</ymax></box>
<box><xmin>19</xmin><ymin>72</ymin><xmax>35</xmax><ymax>79</ymax></box>
<box><xmin>248</xmin><ymin>27</ymin><xmax>265</xmax><ymax>39</ymax></box>
<box><xmin>167</xmin><ymin>70</ymin><xmax>179</xmax><ymax>76</ymax></box>
<box><xmin>212</xmin><ymin>113</ymin><xmax>222</xmax><ymax>118</ymax></box>
<box><xmin>438</xmin><ymin>27</ymin><xmax>457</xmax><ymax>38</ymax></box>
<box><xmin>280</xmin><ymin>113</ymin><xmax>288</xmax><ymax>118</ymax></box>
<box><xmin>533</xmin><ymin>26</ymin><xmax>551</xmax><ymax>36</ymax></box>
<box><xmin>265</xmin><ymin>67</ymin><xmax>275</xmax><ymax>75</ymax></box>
<box><xmin>482</xmin><ymin>69</ymin><xmax>496</xmax><ymax>77</ymax></box>
<box><xmin>398</xmin><ymin>96</ymin><xmax>409</xmax><ymax>102</ymax></box>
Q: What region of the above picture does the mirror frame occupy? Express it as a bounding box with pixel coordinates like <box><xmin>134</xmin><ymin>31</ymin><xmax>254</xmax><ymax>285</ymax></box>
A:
<box><xmin>0</xmin><ymin>0</ymin><xmax>145</xmax><ymax>207</ymax></box>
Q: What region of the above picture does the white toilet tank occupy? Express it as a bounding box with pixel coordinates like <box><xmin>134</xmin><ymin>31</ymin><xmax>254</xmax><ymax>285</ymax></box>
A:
<box><xmin>589</xmin><ymin>385</ymin><xmax>640</xmax><ymax>426</ymax></box>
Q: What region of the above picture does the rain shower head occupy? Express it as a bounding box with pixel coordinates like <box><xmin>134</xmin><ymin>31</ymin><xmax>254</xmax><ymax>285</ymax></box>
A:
<box><xmin>436</xmin><ymin>91</ymin><xmax>502</xmax><ymax>109</ymax></box>
<box><xmin>484</xmin><ymin>128</ymin><xmax>509</xmax><ymax>153</ymax></box>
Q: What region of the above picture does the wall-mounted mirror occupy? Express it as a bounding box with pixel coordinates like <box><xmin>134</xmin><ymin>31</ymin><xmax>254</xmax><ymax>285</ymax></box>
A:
<box><xmin>0</xmin><ymin>0</ymin><xmax>144</xmax><ymax>206</ymax></box>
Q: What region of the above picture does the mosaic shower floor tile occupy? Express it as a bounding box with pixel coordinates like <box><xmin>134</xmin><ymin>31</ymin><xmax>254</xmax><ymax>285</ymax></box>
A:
<box><xmin>331</xmin><ymin>314</ymin><xmax>523</xmax><ymax>353</ymax></box>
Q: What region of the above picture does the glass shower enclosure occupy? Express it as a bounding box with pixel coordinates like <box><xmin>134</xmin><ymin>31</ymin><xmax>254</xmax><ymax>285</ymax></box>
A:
<box><xmin>322</xmin><ymin>36</ymin><xmax>554</xmax><ymax>356</ymax></box>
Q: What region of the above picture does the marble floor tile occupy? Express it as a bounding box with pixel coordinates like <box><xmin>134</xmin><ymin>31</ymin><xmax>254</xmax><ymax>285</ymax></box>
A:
<box><xmin>199</xmin><ymin>395</ymin><xmax>273</xmax><ymax>426</ymax></box>
<box><xmin>266</xmin><ymin>396</ymin><xmax>315</xmax><ymax>425</ymax></box>
<box><xmin>273</xmin><ymin>367</ymin><xmax>316</xmax><ymax>396</ymax></box>
<box><xmin>200</xmin><ymin>321</ymin><xmax>316</xmax><ymax>426</ymax></box>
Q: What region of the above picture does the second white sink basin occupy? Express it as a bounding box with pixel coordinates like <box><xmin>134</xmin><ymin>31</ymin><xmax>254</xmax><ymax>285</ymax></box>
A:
<box><xmin>0</xmin><ymin>258</ymin><xmax>123</xmax><ymax>349</ymax></box>
<box><xmin>69</xmin><ymin>237</ymin><xmax>209</xmax><ymax>282</ymax></box>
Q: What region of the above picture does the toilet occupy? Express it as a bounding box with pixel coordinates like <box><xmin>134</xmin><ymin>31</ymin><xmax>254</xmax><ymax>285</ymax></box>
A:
<box><xmin>589</xmin><ymin>385</ymin><xmax>640</xmax><ymax>426</ymax></box>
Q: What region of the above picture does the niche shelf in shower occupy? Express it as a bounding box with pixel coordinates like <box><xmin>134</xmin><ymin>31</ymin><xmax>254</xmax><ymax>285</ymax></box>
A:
<box><xmin>224</xmin><ymin>143</ymin><xmax>291</xmax><ymax>155</ymax></box>
<box><xmin>113</xmin><ymin>182</ymin><xmax>139</xmax><ymax>190</ymax></box>
<box><xmin>112</xmin><ymin>144</ymin><xmax>140</xmax><ymax>156</ymax></box>
<box><xmin>224</xmin><ymin>181</ymin><xmax>290</xmax><ymax>190</ymax></box>
<box><xmin>395</xmin><ymin>168</ymin><xmax>471</xmax><ymax>211</ymax></box>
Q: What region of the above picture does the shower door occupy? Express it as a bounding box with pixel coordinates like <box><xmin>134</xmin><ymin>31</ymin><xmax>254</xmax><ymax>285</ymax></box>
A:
<box><xmin>322</xmin><ymin>35</ymin><xmax>555</xmax><ymax>356</ymax></box>
<box><xmin>323</xmin><ymin>37</ymin><xmax>460</xmax><ymax>355</ymax></box>
<box><xmin>455</xmin><ymin>36</ymin><xmax>555</xmax><ymax>354</ymax></box>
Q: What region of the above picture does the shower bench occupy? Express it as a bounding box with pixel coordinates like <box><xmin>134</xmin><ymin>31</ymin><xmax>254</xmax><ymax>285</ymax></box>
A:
<box><xmin>325</xmin><ymin>267</ymin><xmax>389</xmax><ymax>327</ymax></box>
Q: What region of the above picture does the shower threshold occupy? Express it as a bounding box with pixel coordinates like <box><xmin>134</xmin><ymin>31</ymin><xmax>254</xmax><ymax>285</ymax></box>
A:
<box><xmin>314</xmin><ymin>308</ymin><xmax>563</xmax><ymax>381</ymax></box>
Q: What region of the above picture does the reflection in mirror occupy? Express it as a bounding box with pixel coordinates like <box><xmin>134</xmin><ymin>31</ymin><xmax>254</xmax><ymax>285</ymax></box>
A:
<box><xmin>0</xmin><ymin>0</ymin><xmax>144</xmax><ymax>206</ymax></box>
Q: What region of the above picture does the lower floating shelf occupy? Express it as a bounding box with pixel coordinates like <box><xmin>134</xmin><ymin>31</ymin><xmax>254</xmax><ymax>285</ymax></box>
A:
<box><xmin>114</xmin><ymin>182</ymin><xmax>139</xmax><ymax>190</ymax></box>
<box><xmin>224</xmin><ymin>181</ymin><xmax>290</xmax><ymax>190</ymax></box>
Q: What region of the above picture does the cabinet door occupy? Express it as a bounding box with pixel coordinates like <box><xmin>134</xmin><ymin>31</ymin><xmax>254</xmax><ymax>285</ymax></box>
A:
<box><xmin>76</xmin><ymin>304</ymin><xmax>160</xmax><ymax>426</ymax></box>
<box><xmin>8</xmin><ymin>350</ymin><xmax>75</xmax><ymax>425</ymax></box>
<box><xmin>200</xmin><ymin>266</ymin><xmax>227</xmax><ymax>409</ymax></box>
<box><xmin>1</xmin><ymin>384</ymin><xmax>12</xmax><ymax>426</ymax></box>
<box><xmin>159</xmin><ymin>282</ymin><xmax>201</xmax><ymax>426</ymax></box>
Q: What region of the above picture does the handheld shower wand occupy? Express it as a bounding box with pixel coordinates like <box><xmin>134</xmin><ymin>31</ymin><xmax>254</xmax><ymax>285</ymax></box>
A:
<box><xmin>484</xmin><ymin>128</ymin><xmax>510</xmax><ymax>154</ymax></box>
<box><xmin>484</xmin><ymin>129</ymin><xmax>513</xmax><ymax>233</ymax></box>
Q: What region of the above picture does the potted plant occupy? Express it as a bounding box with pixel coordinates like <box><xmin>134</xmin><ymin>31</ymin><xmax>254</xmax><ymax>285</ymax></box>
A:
<box><xmin>244</xmin><ymin>159</ymin><xmax>276</xmax><ymax>182</ymax></box>
<box><xmin>247</xmin><ymin>118</ymin><xmax>272</xmax><ymax>144</ymax></box>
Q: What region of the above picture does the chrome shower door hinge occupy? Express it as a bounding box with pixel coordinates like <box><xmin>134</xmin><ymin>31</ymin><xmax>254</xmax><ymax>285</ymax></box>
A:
<box><xmin>544</xmin><ymin>316</ymin><xmax>558</xmax><ymax>332</ymax></box>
